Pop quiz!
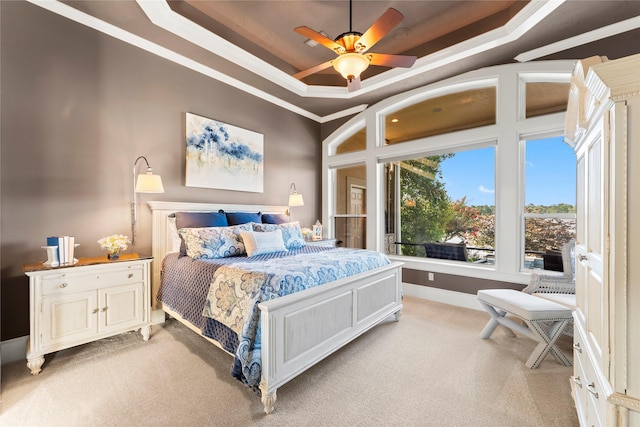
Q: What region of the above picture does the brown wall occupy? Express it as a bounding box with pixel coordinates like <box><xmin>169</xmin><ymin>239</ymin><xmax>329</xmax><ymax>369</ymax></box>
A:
<box><xmin>0</xmin><ymin>2</ymin><xmax>321</xmax><ymax>340</ymax></box>
<box><xmin>403</xmin><ymin>268</ymin><xmax>524</xmax><ymax>294</ymax></box>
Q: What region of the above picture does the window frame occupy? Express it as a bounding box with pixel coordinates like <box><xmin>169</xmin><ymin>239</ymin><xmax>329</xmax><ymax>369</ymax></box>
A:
<box><xmin>323</xmin><ymin>61</ymin><xmax>575</xmax><ymax>285</ymax></box>
<box><xmin>520</xmin><ymin>134</ymin><xmax>577</xmax><ymax>271</ymax></box>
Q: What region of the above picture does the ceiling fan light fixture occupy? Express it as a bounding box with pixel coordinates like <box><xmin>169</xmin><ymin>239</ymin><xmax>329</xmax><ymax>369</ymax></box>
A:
<box><xmin>333</xmin><ymin>53</ymin><xmax>370</xmax><ymax>81</ymax></box>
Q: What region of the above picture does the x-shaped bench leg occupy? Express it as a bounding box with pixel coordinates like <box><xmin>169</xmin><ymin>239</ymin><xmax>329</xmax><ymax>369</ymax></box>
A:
<box><xmin>478</xmin><ymin>301</ymin><xmax>517</xmax><ymax>338</ymax></box>
<box><xmin>478</xmin><ymin>300</ymin><xmax>572</xmax><ymax>368</ymax></box>
<box><xmin>524</xmin><ymin>319</ymin><xmax>571</xmax><ymax>368</ymax></box>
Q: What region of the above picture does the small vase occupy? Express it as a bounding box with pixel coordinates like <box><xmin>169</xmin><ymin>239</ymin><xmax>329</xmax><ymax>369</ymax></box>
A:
<box><xmin>107</xmin><ymin>252</ymin><xmax>120</xmax><ymax>260</ymax></box>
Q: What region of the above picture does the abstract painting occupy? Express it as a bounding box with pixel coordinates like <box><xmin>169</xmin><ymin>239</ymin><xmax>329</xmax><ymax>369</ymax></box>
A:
<box><xmin>185</xmin><ymin>112</ymin><xmax>264</xmax><ymax>192</ymax></box>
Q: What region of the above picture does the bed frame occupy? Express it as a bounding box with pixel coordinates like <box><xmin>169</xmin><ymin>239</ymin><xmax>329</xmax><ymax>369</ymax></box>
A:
<box><xmin>148</xmin><ymin>201</ymin><xmax>404</xmax><ymax>414</ymax></box>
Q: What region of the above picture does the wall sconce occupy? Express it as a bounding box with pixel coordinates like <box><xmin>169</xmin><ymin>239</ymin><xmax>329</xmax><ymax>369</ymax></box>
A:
<box><xmin>287</xmin><ymin>182</ymin><xmax>304</xmax><ymax>222</ymax></box>
<box><xmin>132</xmin><ymin>156</ymin><xmax>164</xmax><ymax>246</ymax></box>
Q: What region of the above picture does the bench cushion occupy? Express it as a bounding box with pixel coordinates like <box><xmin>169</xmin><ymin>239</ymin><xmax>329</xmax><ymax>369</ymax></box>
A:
<box><xmin>477</xmin><ymin>289</ymin><xmax>572</xmax><ymax>321</ymax></box>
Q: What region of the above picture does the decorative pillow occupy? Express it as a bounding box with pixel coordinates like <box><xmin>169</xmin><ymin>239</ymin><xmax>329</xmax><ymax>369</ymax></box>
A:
<box><xmin>175</xmin><ymin>211</ymin><xmax>229</xmax><ymax>256</ymax></box>
<box><xmin>175</xmin><ymin>211</ymin><xmax>228</xmax><ymax>229</ymax></box>
<box><xmin>178</xmin><ymin>224</ymin><xmax>251</xmax><ymax>259</ymax></box>
<box><xmin>240</xmin><ymin>229</ymin><xmax>288</xmax><ymax>257</ymax></box>
<box><xmin>252</xmin><ymin>221</ymin><xmax>306</xmax><ymax>249</ymax></box>
<box><xmin>226</xmin><ymin>212</ymin><xmax>261</xmax><ymax>226</ymax></box>
<box><xmin>167</xmin><ymin>215</ymin><xmax>182</xmax><ymax>253</ymax></box>
<box><xmin>261</xmin><ymin>213</ymin><xmax>289</xmax><ymax>224</ymax></box>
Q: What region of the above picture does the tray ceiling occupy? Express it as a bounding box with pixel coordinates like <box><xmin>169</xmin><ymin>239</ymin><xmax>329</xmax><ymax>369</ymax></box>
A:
<box><xmin>38</xmin><ymin>1</ymin><xmax>640</xmax><ymax>121</ymax></box>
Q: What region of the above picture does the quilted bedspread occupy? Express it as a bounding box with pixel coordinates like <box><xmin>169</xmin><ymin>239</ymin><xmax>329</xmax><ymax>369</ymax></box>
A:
<box><xmin>201</xmin><ymin>247</ymin><xmax>391</xmax><ymax>387</ymax></box>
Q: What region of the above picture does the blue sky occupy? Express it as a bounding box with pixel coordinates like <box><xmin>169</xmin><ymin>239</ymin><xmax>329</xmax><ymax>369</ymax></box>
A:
<box><xmin>439</xmin><ymin>136</ymin><xmax>576</xmax><ymax>206</ymax></box>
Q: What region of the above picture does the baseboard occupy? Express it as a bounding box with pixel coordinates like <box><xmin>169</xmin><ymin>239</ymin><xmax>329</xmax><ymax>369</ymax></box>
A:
<box><xmin>2</xmin><ymin>312</ymin><xmax>166</xmax><ymax>367</ymax></box>
<box><xmin>402</xmin><ymin>282</ymin><xmax>483</xmax><ymax>311</ymax></box>
<box><xmin>2</xmin><ymin>286</ymin><xmax>477</xmax><ymax>366</ymax></box>
<box><xmin>1</xmin><ymin>335</ymin><xmax>27</xmax><ymax>366</ymax></box>
<box><xmin>151</xmin><ymin>309</ymin><xmax>166</xmax><ymax>325</ymax></box>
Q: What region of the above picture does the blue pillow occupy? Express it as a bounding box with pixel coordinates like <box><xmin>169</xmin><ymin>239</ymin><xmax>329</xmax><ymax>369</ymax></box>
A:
<box><xmin>261</xmin><ymin>213</ymin><xmax>289</xmax><ymax>224</ymax></box>
<box><xmin>175</xmin><ymin>211</ymin><xmax>228</xmax><ymax>255</ymax></box>
<box><xmin>226</xmin><ymin>212</ymin><xmax>261</xmax><ymax>225</ymax></box>
<box><xmin>175</xmin><ymin>211</ymin><xmax>228</xmax><ymax>229</ymax></box>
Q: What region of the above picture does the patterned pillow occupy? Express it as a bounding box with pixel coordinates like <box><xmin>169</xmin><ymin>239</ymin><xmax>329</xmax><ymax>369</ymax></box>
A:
<box><xmin>252</xmin><ymin>221</ymin><xmax>306</xmax><ymax>249</ymax></box>
<box><xmin>178</xmin><ymin>224</ymin><xmax>251</xmax><ymax>259</ymax></box>
<box><xmin>174</xmin><ymin>211</ymin><xmax>229</xmax><ymax>256</ymax></box>
<box><xmin>240</xmin><ymin>229</ymin><xmax>288</xmax><ymax>257</ymax></box>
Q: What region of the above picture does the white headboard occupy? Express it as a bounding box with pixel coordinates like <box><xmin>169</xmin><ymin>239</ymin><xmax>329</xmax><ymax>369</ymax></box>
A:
<box><xmin>147</xmin><ymin>201</ymin><xmax>288</xmax><ymax>309</ymax></box>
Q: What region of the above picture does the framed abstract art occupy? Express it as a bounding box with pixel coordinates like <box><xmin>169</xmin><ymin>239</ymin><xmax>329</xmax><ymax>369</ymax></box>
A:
<box><xmin>185</xmin><ymin>112</ymin><xmax>264</xmax><ymax>192</ymax></box>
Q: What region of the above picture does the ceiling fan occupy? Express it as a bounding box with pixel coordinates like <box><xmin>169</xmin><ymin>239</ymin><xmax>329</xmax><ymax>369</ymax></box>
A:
<box><xmin>293</xmin><ymin>0</ymin><xmax>417</xmax><ymax>92</ymax></box>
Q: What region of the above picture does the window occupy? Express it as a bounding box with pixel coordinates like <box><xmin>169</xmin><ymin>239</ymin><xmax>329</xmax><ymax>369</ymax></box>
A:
<box><xmin>385</xmin><ymin>87</ymin><xmax>496</xmax><ymax>144</ymax></box>
<box><xmin>333</xmin><ymin>164</ymin><xmax>366</xmax><ymax>248</ymax></box>
<box><xmin>525</xmin><ymin>82</ymin><xmax>570</xmax><ymax>118</ymax></box>
<box><xmin>335</xmin><ymin>127</ymin><xmax>366</xmax><ymax>154</ymax></box>
<box><xmin>324</xmin><ymin>61</ymin><xmax>574</xmax><ymax>284</ymax></box>
<box><xmin>523</xmin><ymin>136</ymin><xmax>576</xmax><ymax>271</ymax></box>
<box><xmin>390</xmin><ymin>146</ymin><xmax>495</xmax><ymax>263</ymax></box>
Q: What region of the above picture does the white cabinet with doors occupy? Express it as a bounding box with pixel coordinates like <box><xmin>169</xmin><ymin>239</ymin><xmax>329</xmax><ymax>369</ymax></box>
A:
<box><xmin>565</xmin><ymin>54</ymin><xmax>640</xmax><ymax>426</ymax></box>
<box><xmin>24</xmin><ymin>254</ymin><xmax>152</xmax><ymax>375</ymax></box>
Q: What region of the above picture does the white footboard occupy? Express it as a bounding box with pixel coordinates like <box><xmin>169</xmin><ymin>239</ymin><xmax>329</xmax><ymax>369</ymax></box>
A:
<box><xmin>258</xmin><ymin>261</ymin><xmax>403</xmax><ymax>414</ymax></box>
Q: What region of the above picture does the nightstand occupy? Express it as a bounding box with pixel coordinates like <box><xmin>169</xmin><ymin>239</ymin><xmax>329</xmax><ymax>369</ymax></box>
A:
<box><xmin>305</xmin><ymin>238</ymin><xmax>337</xmax><ymax>248</ymax></box>
<box><xmin>23</xmin><ymin>254</ymin><xmax>153</xmax><ymax>375</ymax></box>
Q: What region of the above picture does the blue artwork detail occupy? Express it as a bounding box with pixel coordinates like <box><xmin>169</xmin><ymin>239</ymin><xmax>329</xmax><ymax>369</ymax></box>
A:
<box><xmin>186</xmin><ymin>113</ymin><xmax>264</xmax><ymax>192</ymax></box>
<box><xmin>187</xmin><ymin>123</ymin><xmax>263</xmax><ymax>164</ymax></box>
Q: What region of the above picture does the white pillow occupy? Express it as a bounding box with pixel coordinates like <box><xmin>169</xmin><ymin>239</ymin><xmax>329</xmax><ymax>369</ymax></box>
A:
<box><xmin>241</xmin><ymin>229</ymin><xmax>288</xmax><ymax>257</ymax></box>
<box><xmin>168</xmin><ymin>216</ymin><xmax>182</xmax><ymax>253</ymax></box>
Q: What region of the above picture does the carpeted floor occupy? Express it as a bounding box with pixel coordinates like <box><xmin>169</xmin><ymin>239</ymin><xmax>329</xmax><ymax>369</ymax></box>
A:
<box><xmin>0</xmin><ymin>296</ymin><xmax>578</xmax><ymax>426</ymax></box>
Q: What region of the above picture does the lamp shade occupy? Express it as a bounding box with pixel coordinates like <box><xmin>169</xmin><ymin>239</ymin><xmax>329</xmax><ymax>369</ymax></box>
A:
<box><xmin>288</xmin><ymin>193</ymin><xmax>304</xmax><ymax>207</ymax></box>
<box><xmin>135</xmin><ymin>172</ymin><xmax>164</xmax><ymax>193</ymax></box>
<box><xmin>333</xmin><ymin>53</ymin><xmax>370</xmax><ymax>80</ymax></box>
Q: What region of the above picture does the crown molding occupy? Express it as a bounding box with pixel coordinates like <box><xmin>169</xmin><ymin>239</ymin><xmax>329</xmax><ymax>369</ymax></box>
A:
<box><xmin>515</xmin><ymin>15</ymin><xmax>640</xmax><ymax>62</ymax></box>
<box><xmin>137</xmin><ymin>0</ymin><xmax>565</xmax><ymax>100</ymax></box>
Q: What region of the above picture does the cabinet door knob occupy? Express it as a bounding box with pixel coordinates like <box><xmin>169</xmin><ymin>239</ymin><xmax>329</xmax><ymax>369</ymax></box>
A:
<box><xmin>128</xmin><ymin>273</ymin><xmax>133</xmax><ymax>278</ymax></box>
<box><xmin>101</xmin><ymin>306</ymin><xmax>108</xmax><ymax>312</ymax></box>
<box><xmin>60</xmin><ymin>283</ymin><xmax>68</xmax><ymax>288</ymax></box>
<box><xmin>572</xmin><ymin>376</ymin><xmax>583</xmax><ymax>388</ymax></box>
<box><xmin>92</xmin><ymin>308</ymin><xmax>99</xmax><ymax>314</ymax></box>
<box><xmin>573</xmin><ymin>342</ymin><xmax>582</xmax><ymax>353</ymax></box>
<box><xmin>578</xmin><ymin>254</ymin><xmax>588</xmax><ymax>261</ymax></box>
<box><xmin>587</xmin><ymin>382</ymin><xmax>599</xmax><ymax>399</ymax></box>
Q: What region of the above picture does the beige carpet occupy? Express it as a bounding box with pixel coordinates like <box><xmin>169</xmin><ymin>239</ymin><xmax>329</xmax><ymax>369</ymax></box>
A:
<box><xmin>0</xmin><ymin>296</ymin><xmax>578</xmax><ymax>427</ymax></box>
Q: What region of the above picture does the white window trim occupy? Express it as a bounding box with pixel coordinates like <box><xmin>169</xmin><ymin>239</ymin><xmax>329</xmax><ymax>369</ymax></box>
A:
<box><xmin>323</xmin><ymin>60</ymin><xmax>575</xmax><ymax>284</ymax></box>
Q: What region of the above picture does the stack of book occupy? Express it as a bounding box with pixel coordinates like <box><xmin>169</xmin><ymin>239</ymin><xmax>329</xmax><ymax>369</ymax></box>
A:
<box><xmin>44</xmin><ymin>236</ymin><xmax>78</xmax><ymax>267</ymax></box>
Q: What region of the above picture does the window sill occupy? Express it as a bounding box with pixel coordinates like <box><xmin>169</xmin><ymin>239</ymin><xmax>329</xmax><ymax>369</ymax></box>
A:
<box><xmin>388</xmin><ymin>255</ymin><xmax>531</xmax><ymax>285</ymax></box>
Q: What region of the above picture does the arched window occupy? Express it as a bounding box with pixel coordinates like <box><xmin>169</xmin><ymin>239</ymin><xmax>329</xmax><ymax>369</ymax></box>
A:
<box><xmin>324</xmin><ymin>61</ymin><xmax>574</xmax><ymax>286</ymax></box>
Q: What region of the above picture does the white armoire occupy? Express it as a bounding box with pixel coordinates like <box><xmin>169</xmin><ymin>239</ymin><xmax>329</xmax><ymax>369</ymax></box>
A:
<box><xmin>565</xmin><ymin>54</ymin><xmax>640</xmax><ymax>426</ymax></box>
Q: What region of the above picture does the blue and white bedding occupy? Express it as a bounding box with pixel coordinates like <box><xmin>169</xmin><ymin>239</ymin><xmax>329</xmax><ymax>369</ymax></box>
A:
<box><xmin>158</xmin><ymin>246</ymin><xmax>391</xmax><ymax>389</ymax></box>
<box><xmin>201</xmin><ymin>247</ymin><xmax>391</xmax><ymax>388</ymax></box>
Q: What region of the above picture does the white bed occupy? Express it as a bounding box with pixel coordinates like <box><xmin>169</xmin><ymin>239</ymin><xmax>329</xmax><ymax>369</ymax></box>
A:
<box><xmin>148</xmin><ymin>201</ymin><xmax>403</xmax><ymax>414</ymax></box>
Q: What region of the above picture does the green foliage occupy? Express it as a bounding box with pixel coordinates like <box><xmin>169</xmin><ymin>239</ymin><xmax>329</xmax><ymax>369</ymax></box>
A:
<box><xmin>400</xmin><ymin>155</ymin><xmax>453</xmax><ymax>256</ymax></box>
<box><xmin>525</xmin><ymin>203</ymin><xmax>576</xmax><ymax>214</ymax></box>
<box><xmin>396</xmin><ymin>154</ymin><xmax>575</xmax><ymax>258</ymax></box>
<box><xmin>524</xmin><ymin>218</ymin><xmax>576</xmax><ymax>252</ymax></box>
<box><xmin>443</xmin><ymin>197</ymin><xmax>481</xmax><ymax>242</ymax></box>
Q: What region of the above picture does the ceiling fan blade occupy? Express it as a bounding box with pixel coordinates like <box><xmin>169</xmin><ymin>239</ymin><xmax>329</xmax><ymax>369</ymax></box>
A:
<box><xmin>294</xmin><ymin>26</ymin><xmax>345</xmax><ymax>54</ymax></box>
<box><xmin>347</xmin><ymin>76</ymin><xmax>362</xmax><ymax>92</ymax></box>
<box><xmin>367</xmin><ymin>53</ymin><xmax>416</xmax><ymax>68</ymax></box>
<box><xmin>293</xmin><ymin>60</ymin><xmax>335</xmax><ymax>80</ymax></box>
<box><xmin>355</xmin><ymin>8</ymin><xmax>404</xmax><ymax>53</ymax></box>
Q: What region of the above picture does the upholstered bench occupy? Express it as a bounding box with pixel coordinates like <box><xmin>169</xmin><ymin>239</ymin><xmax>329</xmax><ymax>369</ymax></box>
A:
<box><xmin>477</xmin><ymin>289</ymin><xmax>573</xmax><ymax>368</ymax></box>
